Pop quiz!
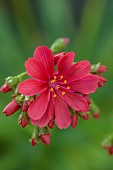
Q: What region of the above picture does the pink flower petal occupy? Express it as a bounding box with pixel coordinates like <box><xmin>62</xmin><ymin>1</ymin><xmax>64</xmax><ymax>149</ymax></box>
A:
<box><xmin>69</xmin><ymin>75</ymin><xmax>99</xmax><ymax>94</ymax></box>
<box><xmin>18</xmin><ymin>79</ymin><xmax>47</xmax><ymax>96</ymax></box>
<box><xmin>60</xmin><ymin>90</ymin><xmax>89</xmax><ymax>112</ymax></box>
<box><xmin>30</xmin><ymin>94</ymin><xmax>54</xmax><ymax>127</ymax></box>
<box><xmin>34</xmin><ymin>46</ymin><xmax>54</xmax><ymax>76</ymax></box>
<box><xmin>64</xmin><ymin>60</ymin><xmax>91</xmax><ymax>82</ymax></box>
<box><xmin>54</xmin><ymin>95</ymin><xmax>71</xmax><ymax>129</ymax></box>
<box><xmin>25</xmin><ymin>57</ymin><xmax>49</xmax><ymax>81</ymax></box>
<box><xmin>57</xmin><ymin>52</ymin><xmax>75</xmax><ymax>74</ymax></box>
<box><xmin>28</xmin><ymin>90</ymin><xmax>50</xmax><ymax>120</ymax></box>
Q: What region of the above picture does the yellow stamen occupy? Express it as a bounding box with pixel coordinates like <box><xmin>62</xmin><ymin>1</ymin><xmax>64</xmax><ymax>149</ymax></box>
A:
<box><xmin>51</xmin><ymin>79</ymin><xmax>55</xmax><ymax>83</ymax></box>
<box><xmin>54</xmin><ymin>76</ymin><xmax>57</xmax><ymax>79</ymax></box>
<box><xmin>62</xmin><ymin>91</ymin><xmax>66</xmax><ymax>95</ymax></box>
<box><xmin>53</xmin><ymin>94</ymin><xmax>57</xmax><ymax>98</ymax></box>
<box><xmin>60</xmin><ymin>75</ymin><xmax>63</xmax><ymax>79</ymax></box>
<box><xmin>56</xmin><ymin>85</ymin><xmax>60</xmax><ymax>89</ymax></box>
<box><xmin>67</xmin><ymin>86</ymin><xmax>70</xmax><ymax>90</ymax></box>
<box><xmin>64</xmin><ymin>80</ymin><xmax>67</xmax><ymax>84</ymax></box>
<box><xmin>50</xmin><ymin>88</ymin><xmax>54</xmax><ymax>92</ymax></box>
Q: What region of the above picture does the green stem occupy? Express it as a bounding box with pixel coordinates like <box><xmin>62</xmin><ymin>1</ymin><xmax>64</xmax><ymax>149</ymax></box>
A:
<box><xmin>18</xmin><ymin>72</ymin><xmax>27</xmax><ymax>83</ymax></box>
<box><xmin>18</xmin><ymin>72</ymin><xmax>27</xmax><ymax>78</ymax></box>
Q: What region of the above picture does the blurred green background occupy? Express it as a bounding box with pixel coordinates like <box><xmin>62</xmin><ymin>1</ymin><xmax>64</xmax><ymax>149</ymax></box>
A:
<box><xmin>0</xmin><ymin>0</ymin><xmax>113</xmax><ymax>170</ymax></box>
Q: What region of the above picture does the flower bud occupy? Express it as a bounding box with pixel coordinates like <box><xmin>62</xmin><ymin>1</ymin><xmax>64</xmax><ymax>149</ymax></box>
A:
<box><xmin>92</xmin><ymin>112</ymin><xmax>100</xmax><ymax>119</ymax></box>
<box><xmin>90</xmin><ymin>99</ymin><xmax>100</xmax><ymax>118</ymax></box>
<box><xmin>71</xmin><ymin>114</ymin><xmax>78</xmax><ymax>128</ymax></box>
<box><xmin>0</xmin><ymin>83</ymin><xmax>12</xmax><ymax>93</ymax></box>
<box><xmin>97</xmin><ymin>64</ymin><xmax>107</xmax><ymax>74</ymax></box>
<box><xmin>2</xmin><ymin>98</ymin><xmax>21</xmax><ymax>116</ymax></box>
<box><xmin>102</xmin><ymin>134</ymin><xmax>113</xmax><ymax>155</ymax></box>
<box><xmin>97</xmin><ymin>76</ymin><xmax>107</xmax><ymax>87</ymax></box>
<box><xmin>82</xmin><ymin>114</ymin><xmax>89</xmax><ymax>120</ymax></box>
<box><xmin>29</xmin><ymin>137</ymin><xmax>38</xmax><ymax>146</ymax></box>
<box><xmin>50</xmin><ymin>37</ymin><xmax>69</xmax><ymax>53</ymax></box>
<box><xmin>54</xmin><ymin>52</ymin><xmax>66</xmax><ymax>64</ymax></box>
<box><xmin>22</xmin><ymin>100</ymin><xmax>33</xmax><ymax>112</ymax></box>
<box><xmin>91</xmin><ymin>63</ymin><xmax>107</xmax><ymax>87</ymax></box>
<box><xmin>109</xmin><ymin>146</ymin><xmax>113</xmax><ymax>155</ymax></box>
<box><xmin>83</xmin><ymin>94</ymin><xmax>91</xmax><ymax>105</ymax></box>
<box><xmin>29</xmin><ymin>127</ymin><xmax>40</xmax><ymax>146</ymax></box>
<box><xmin>31</xmin><ymin>138</ymin><xmax>37</xmax><ymax>146</ymax></box>
<box><xmin>22</xmin><ymin>104</ymin><xmax>29</xmax><ymax>112</ymax></box>
<box><xmin>18</xmin><ymin>114</ymin><xmax>28</xmax><ymax>128</ymax></box>
<box><xmin>48</xmin><ymin>120</ymin><xmax>55</xmax><ymax>129</ymax></box>
<box><xmin>40</xmin><ymin>133</ymin><xmax>50</xmax><ymax>146</ymax></box>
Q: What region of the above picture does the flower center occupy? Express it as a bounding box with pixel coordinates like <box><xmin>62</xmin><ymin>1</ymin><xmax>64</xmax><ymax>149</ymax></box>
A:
<box><xmin>49</xmin><ymin>75</ymin><xmax>70</xmax><ymax>97</ymax></box>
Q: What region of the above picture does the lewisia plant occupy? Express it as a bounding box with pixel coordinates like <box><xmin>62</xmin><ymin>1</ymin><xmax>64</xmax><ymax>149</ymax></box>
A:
<box><xmin>0</xmin><ymin>38</ymin><xmax>107</xmax><ymax>147</ymax></box>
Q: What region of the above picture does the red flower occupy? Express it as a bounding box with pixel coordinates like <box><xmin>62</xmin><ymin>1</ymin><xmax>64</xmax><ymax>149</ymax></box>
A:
<box><xmin>0</xmin><ymin>83</ymin><xmax>12</xmax><ymax>93</ymax></box>
<box><xmin>3</xmin><ymin>98</ymin><xmax>21</xmax><ymax>116</ymax></box>
<box><xmin>18</xmin><ymin>46</ymin><xmax>99</xmax><ymax>129</ymax></box>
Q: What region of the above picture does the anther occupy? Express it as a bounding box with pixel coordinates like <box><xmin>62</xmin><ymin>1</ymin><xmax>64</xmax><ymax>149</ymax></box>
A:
<box><xmin>54</xmin><ymin>76</ymin><xmax>57</xmax><ymax>79</ymax></box>
<box><xmin>60</xmin><ymin>75</ymin><xmax>63</xmax><ymax>79</ymax></box>
<box><xmin>64</xmin><ymin>80</ymin><xmax>67</xmax><ymax>84</ymax></box>
<box><xmin>53</xmin><ymin>94</ymin><xmax>57</xmax><ymax>98</ymax></box>
<box><xmin>67</xmin><ymin>86</ymin><xmax>70</xmax><ymax>90</ymax></box>
<box><xmin>51</xmin><ymin>79</ymin><xmax>55</xmax><ymax>83</ymax></box>
<box><xmin>50</xmin><ymin>88</ymin><xmax>54</xmax><ymax>92</ymax></box>
<box><xmin>62</xmin><ymin>91</ymin><xmax>66</xmax><ymax>95</ymax></box>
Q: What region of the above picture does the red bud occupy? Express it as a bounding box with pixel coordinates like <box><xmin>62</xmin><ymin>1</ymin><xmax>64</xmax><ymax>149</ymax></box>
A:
<box><xmin>0</xmin><ymin>83</ymin><xmax>12</xmax><ymax>93</ymax></box>
<box><xmin>3</xmin><ymin>99</ymin><xmax>21</xmax><ymax>116</ymax></box>
<box><xmin>63</xmin><ymin>38</ymin><xmax>70</xmax><ymax>44</ymax></box>
<box><xmin>40</xmin><ymin>133</ymin><xmax>50</xmax><ymax>146</ymax></box>
<box><xmin>98</xmin><ymin>76</ymin><xmax>107</xmax><ymax>87</ymax></box>
<box><xmin>109</xmin><ymin>146</ymin><xmax>113</xmax><ymax>155</ymax></box>
<box><xmin>71</xmin><ymin>114</ymin><xmax>78</xmax><ymax>128</ymax></box>
<box><xmin>48</xmin><ymin>120</ymin><xmax>55</xmax><ymax>129</ymax></box>
<box><xmin>54</xmin><ymin>52</ymin><xmax>66</xmax><ymax>64</ymax></box>
<box><xmin>83</xmin><ymin>94</ymin><xmax>91</xmax><ymax>105</ymax></box>
<box><xmin>18</xmin><ymin>116</ymin><xmax>28</xmax><ymax>128</ymax></box>
<box><xmin>31</xmin><ymin>138</ymin><xmax>37</xmax><ymax>146</ymax></box>
<box><xmin>97</xmin><ymin>64</ymin><xmax>107</xmax><ymax>73</ymax></box>
<box><xmin>92</xmin><ymin>112</ymin><xmax>100</xmax><ymax>119</ymax></box>
<box><xmin>22</xmin><ymin>100</ymin><xmax>33</xmax><ymax>112</ymax></box>
<box><xmin>82</xmin><ymin>114</ymin><xmax>89</xmax><ymax>120</ymax></box>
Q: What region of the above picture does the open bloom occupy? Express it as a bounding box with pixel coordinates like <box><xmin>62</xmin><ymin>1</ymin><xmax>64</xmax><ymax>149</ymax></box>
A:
<box><xmin>18</xmin><ymin>46</ymin><xmax>99</xmax><ymax>129</ymax></box>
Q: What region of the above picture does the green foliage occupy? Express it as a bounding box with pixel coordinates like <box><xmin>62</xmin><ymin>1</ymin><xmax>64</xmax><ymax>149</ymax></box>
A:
<box><xmin>0</xmin><ymin>0</ymin><xmax>113</xmax><ymax>170</ymax></box>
